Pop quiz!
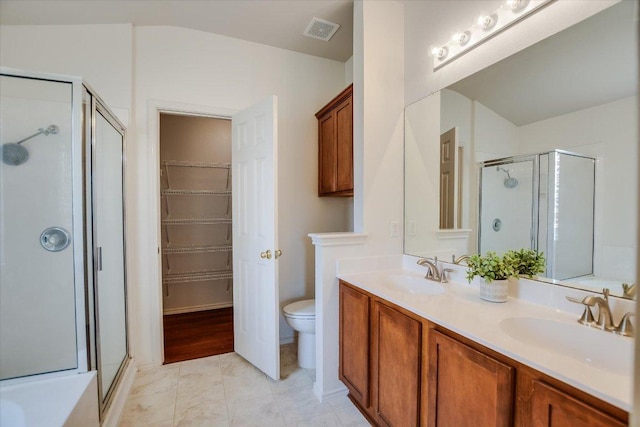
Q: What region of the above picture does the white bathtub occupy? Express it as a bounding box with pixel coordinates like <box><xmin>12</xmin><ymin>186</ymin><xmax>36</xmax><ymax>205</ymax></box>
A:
<box><xmin>0</xmin><ymin>372</ymin><xmax>98</xmax><ymax>427</ymax></box>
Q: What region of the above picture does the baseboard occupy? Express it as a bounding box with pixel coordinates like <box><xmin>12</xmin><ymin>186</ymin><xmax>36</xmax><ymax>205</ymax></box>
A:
<box><xmin>280</xmin><ymin>334</ymin><xmax>295</xmax><ymax>345</ymax></box>
<box><xmin>313</xmin><ymin>382</ymin><xmax>348</xmax><ymax>402</ymax></box>
<box><xmin>163</xmin><ymin>302</ymin><xmax>233</xmax><ymax>315</ymax></box>
<box><xmin>101</xmin><ymin>358</ymin><xmax>137</xmax><ymax>427</ymax></box>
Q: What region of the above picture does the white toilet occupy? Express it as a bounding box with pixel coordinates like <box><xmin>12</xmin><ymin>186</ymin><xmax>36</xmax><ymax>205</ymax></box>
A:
<box><xmin>283</xmin><ymin>299</ymin><xmax>316</xmax><ymax>369</ymax></box>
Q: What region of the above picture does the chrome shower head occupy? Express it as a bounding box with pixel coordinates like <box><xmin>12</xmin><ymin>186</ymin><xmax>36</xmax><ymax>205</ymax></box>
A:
<box><xmin>496</xmin><ymin>166</ymin><xmax>518</xmax><ymax>189</ymax></box>
<box><xmin>1</xmin><ymin>125</ymin><xmax>59</xmax><ymax>166</ymax></box>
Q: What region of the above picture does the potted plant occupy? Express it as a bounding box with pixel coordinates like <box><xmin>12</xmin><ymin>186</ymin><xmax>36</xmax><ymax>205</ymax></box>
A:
<box><xmin>506</xmin><ymin>248</ymin><xmax>546</xmax><ymax>278</ymax></box>
<box><xmin>466</xmin><ymin>251</ymin><xmax>517</xmax><ymax>303</ymax></box>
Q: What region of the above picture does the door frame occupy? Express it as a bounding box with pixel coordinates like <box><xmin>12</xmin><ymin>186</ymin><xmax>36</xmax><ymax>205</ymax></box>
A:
<box><xmin>148</xmin><ymin>100</ymin><xmax>238</xmax><ymax>366</ymax></box>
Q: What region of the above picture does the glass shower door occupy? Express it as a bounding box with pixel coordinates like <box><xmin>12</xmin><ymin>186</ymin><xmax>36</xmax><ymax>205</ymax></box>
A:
<box><xmin>93</xmin><ymin>104</ymin><xmax>127</xmax><ymax>407</ymax></box>
<box><xmin>0</xmin><ymin>75</ymin><xmax>78</xmax><ymax>380</ymax></box>
<box><xmin>479</xmin><ymin>158</ymin><xmax>536</xmax><ymax>255</ymax></box>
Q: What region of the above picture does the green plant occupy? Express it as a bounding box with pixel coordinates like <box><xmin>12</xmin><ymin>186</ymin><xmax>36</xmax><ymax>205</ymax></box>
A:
<box><xmin>466</xmin><ymin>251</ymin><xmax>517</xmax><ymax>284</ymax></box>
<box><xmin>506</xmin><ymin>248</ymin><xmax>546</xmax><ymax>277</ymax></box>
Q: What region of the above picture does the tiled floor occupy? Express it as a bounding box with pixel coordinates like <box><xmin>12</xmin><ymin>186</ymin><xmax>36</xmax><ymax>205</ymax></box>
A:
<box><xmin>119</xmin><ymin>344</ymin><xmax>371</xmax><ymax>426</ymax></box>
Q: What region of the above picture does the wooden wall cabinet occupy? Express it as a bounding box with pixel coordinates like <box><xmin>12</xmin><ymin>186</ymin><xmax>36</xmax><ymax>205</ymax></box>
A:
<box><xmin>338</xmin><ymin>280</ymin><xmax>628</xmax><ymax>427</ymax></box>
<box><xmin>316</xmin><ymin>85</ymin><xmax>353</xmax><ymax>197</ymax></box>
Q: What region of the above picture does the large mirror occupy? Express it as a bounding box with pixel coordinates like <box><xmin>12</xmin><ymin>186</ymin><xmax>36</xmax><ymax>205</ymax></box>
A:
<box><xmin>404</xmin><ymin>1</ymin><xmax>638</xmax><ymax>299</ymax></box>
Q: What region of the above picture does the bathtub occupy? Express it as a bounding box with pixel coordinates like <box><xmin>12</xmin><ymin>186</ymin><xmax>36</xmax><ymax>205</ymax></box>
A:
<box><xmin>0</xmin><ymin>372</ymin><xmax>98</xmax><ymax>427</ymax></box>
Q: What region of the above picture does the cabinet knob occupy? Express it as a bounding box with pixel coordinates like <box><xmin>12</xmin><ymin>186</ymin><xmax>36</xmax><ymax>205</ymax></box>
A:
<box><xmin>275</xmin><ymin>249</ymin><xmax>282</xmax><ymax>259</ymax></box>
<box><xmin>260</xmin><ymin>250</ymin><xmax>272</xmax><ymax>259</ymax></box>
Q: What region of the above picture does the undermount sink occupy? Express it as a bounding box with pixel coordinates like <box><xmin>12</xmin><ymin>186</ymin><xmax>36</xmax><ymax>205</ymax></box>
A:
<box><xmin>499</xmin><ymin>317</ymin><xmax>633</xmax><ymax>376</ymax></box>
<box><xmin>380</xmin><ymin>274</ymin><xmax>445</xmax><ymax>296</ymax></box>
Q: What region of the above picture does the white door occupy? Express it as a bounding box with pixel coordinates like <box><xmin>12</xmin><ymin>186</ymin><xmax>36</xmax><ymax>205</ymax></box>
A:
<box><xmin>232</xmin><ymin>96</ymin><xmax>280</xmax><ymax>380</ymax></box>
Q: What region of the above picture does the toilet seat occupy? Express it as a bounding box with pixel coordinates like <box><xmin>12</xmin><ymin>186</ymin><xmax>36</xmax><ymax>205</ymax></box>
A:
<box><xmin>283</xmin><ymin>299</ymin><xmax>315</xmax><ymax>318</ymax></box>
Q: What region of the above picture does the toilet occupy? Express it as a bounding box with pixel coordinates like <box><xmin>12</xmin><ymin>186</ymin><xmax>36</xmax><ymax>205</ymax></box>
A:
<box><xmin>283</xmin><ymin>299</ymin><xmax>316</xmax><ymax>369</ymax></box>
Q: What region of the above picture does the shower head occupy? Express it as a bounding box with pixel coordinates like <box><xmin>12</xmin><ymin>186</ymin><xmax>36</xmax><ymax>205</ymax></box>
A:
<box><xmin>1</xmin><ymin>125</ymin><xmax>59</xmax><ymax>166</ymax></box>
<box><xmin>496</xmin><ymin>166</ymin><xmax>519</xmax><ymax>189</ymax></box>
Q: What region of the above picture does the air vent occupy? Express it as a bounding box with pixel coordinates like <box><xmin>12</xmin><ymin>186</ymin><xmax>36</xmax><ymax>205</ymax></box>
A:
<box><xmin>303</xmin><ymin>17</ymin><xmax>340</xmax><ymax>41</ymax></box>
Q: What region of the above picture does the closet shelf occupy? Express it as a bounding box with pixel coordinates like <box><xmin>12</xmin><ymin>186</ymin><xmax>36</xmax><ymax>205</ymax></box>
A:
<box><xmin>163</xmin><ymin>271</ymin><xmax>233</xmax><ymax>284</ymax></box>
<box><xmin>161</xmin><ymin>189</ymin><xmax>231</xmax><ymax>196</ymax></box>
<box><xmin>163</xmin><ymin>245</ymin><xmax>232</xmax><ymax>254</ymax></box>
<box><xmin>162</xmin><ymin>160</ymin><xmax>231</xmax><ymax>169</ymax></box>
<box><xmin>162</xmin><ymin>218</ymin><xmax>232</xmax><ymax>225</ymax></box>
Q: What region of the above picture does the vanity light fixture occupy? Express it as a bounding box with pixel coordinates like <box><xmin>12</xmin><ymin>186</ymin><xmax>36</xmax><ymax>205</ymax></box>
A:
<box><xmin>431</xmin><ymin>0</ymin><xmax>552</xmax><ymax>70</ymax></box>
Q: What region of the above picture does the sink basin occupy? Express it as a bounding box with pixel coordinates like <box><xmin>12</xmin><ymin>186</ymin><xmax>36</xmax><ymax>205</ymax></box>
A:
<box><xmin>380</xmin><ymin>274</ymin><xmax>445</xmax><ymax>296</ymax></box>
<box><xmin>499</xmin><ymin>317</ymin><xmax>633</xmax><ymax>375</ymax></box>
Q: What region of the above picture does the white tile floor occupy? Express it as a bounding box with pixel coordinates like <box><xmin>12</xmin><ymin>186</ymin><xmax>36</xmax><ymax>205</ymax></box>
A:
<box><xmin>119</xmin><ymin>344</ymin><xmax>371</xmax><ymax>426</ymax></box>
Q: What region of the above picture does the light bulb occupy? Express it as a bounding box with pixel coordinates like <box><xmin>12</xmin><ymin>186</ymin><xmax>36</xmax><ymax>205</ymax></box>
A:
<box><xmin>506</xmin><ymin>0</ymin><xmax>530</xmax><ymax>12</ymax></box>
<box><xmin>431</xmin><ymin>46</ymin><xmax>448</xmax><ymax>60</ymax></box>
<box><xmin>477</xmin><ymin>14</ymin><xmax>498</xmax><ymax>30</ymax></box>
<box><xmin>452</xmin><ymin>31</ymin><xmax>471</xmax><ymax>46</ymax></box>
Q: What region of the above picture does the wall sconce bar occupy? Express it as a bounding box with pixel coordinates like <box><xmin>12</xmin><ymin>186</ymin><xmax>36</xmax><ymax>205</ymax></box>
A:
<box><xmin>432</xmin><ymin>0</ymin><xmax>554</xmax><ymax>70</ymax></box>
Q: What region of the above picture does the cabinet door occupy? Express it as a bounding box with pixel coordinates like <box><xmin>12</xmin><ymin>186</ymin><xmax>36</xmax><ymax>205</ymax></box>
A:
<box><xmin>530</xmin><ymin>381</ymin><xmax>626</xmax><ymax>427</ymax></box>
<box><xmin>334</xmin><ymin>95</ymin><xmax>353</xmax><ymax>192</ymax></box>
<box><xmin>372</xmin><ymin>301</ymin><xmax>422</xmax><ymax>427</ymax></box>
<box><xmin>429</xmin><ymin>330</ymin><xmax>514</xmax><ymax>427</ymax></box>
<box><xmin>339</xmin><ymin>282</ymin><xmax>370</xmax><ymax>407</ymax></box>
<box><xmin>318</xmin><ymin>112</ymin><xmax>337</xmax><ymax>194</ymax></box>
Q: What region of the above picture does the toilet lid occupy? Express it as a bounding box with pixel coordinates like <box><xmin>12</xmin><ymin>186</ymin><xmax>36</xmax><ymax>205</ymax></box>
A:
<box><xmin>283</xmin><ymin>299</ymin><xmax>315</xmax><ymax>317</ymax></box>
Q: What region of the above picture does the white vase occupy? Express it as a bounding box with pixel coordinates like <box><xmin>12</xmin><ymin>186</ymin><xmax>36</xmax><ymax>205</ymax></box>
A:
<box><xmin>479</xmin><ymin>278</ymin><xmax>508</xmax><ymax>303</ymax></box>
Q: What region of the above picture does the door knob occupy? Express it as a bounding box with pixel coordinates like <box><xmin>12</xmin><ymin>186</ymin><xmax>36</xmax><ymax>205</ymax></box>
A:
<box><xmin>275</xmin><ymin>249</ymin><xmax>282</xmax><ymax>259</ymax></box>
<box><xmin>260</xmin><ymin>249</ymin><xmax>272</xmax><ymax>259</ymax></box>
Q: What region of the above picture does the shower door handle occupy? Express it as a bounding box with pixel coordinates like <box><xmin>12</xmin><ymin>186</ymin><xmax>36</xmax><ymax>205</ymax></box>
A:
<box><xmin>97</xmin><ymin>247</ymin><xmax>103</xmax><ymax>271</ymax></box>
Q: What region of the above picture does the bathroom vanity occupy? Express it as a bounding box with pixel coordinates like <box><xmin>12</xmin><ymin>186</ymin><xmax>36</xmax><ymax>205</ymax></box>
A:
<box><xmin>338</xmin><ymin>273</ymin><xmax>631</xmax><ymax>427</ymax></box>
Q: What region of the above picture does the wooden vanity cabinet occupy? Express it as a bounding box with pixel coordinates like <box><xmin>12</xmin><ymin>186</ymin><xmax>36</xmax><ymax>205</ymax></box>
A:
<box><xmin>316</xmin><ymin>85</ymin><xmax>353</xmax><ymax>197</ymax></box>
<box><xmin>338</xmin><ymin>280</ymin><xmax>628</xmax><ymax>427</ymax></box>
<box><xmin>339</xmin><ymin>281</ymin><xmax>427</xmax><ymax>426</ymax></box>
<box><xmin>339</xmin><ymin>281</ymin><xmax>371</xmax><ymax>408</ymax></box>
<box><xmin>371</xmin><ymin>300</ymin><xmax>427</xmax><ymax>427</ymax></box>
<box><xmin>529</xmin><ymin>381</ymin><xmax>626</xmax><ymax>427</ymax></box>
<box><xmin>428</xmin><ymin>330</ymin><xmax>514</xmax><ymax>427</ymax></box>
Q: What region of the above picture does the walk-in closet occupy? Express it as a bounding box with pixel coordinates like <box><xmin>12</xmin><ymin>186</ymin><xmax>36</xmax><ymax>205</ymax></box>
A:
<box><xmin>159</xmin><ymin>113</ymin><xmax>234</xmax><ymax>363</ymax></box>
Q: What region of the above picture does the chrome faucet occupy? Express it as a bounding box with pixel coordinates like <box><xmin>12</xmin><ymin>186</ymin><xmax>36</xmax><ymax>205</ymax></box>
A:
<box><xmin>567</xmin><ymin>288</ymin><xmax>634</xmax><ymax>336</ymax></box>
<box><xmin>622</xmin><ymin>283</ymin><xmax>636</xmax><ymax>299</ymax></box>
<box><xmin>452</xmin><ymin>254</ymin><xmax>470</xmax><ymax>265</ymax></box>
<box><xmin>590</xmin><ymin>289</ymin><xmax>615</xmax><ymax>331</ymax></box>
<box><xmin>416</xmin><ymin>257</ymin><xmax>441</xmax><ymax>282</ymax></box>
<box><xmin>417</xmin><ymin>257</ymin><xmax>454</xmax><ymax>283</ymax></box>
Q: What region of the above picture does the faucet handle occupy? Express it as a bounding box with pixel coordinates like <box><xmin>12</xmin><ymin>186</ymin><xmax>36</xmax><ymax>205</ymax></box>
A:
<box><xmin>614</xmin><ymin>312</ymin><xmax>635</xmax><ymax>337</ymax></box>
<box><xmin>441</xmin><ymin>268</ymin><xmax>454</xmax><ymax>283</ymax></box>
<box><xmin>566</xmin><ymin>295</ymin><xmax>596</xmax><ymax>325</ymax></box>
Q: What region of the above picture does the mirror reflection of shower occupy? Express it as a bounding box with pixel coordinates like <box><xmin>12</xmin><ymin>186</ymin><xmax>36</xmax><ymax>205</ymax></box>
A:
<box><xmin>479</xmin><ymin>150</ymin><xmax>595</xmax><ymax>281</ymax></box>
<box><xmin>1</xmin><ymin>124</ymin><xmax>59</xmax><ymax>165</ymax></box>
<box><xmin>496</xmin><ymin>166</ymin><xmax>518</xmax><ymax>189</ymax></box>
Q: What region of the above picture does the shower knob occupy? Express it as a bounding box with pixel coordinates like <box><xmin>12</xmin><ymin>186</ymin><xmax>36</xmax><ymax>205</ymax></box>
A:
<box><xmin>40</xmin><ymin>227</ymin><xmax>71</xmax><ymax>252</ymax></box>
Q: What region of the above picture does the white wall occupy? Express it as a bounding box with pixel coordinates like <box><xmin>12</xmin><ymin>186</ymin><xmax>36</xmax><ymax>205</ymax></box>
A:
<box><xmin>0</xmin><ymin>24</ymin><xmax>133</xmax><ymax>116</ymax></box>
<box><xmin>353</xmin><ymin>0</ymin><xmax>404</xmax><ymax>254</ymax></box>
<box><xmin>134</xmin><ymin>26</ymin><xmax>348</xmax><ymax>365</ymax></box>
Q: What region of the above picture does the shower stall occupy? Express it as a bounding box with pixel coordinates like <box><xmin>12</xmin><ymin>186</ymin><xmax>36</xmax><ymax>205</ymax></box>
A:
<box><xmin>0</xmin><ymin>68</ymin><xmax>128</xmax><ymax>418</ymax></box>
<box><xmin>479</xmin><ymin>150</ymin><xmax>595</xmax><ymax>281</ymax></box>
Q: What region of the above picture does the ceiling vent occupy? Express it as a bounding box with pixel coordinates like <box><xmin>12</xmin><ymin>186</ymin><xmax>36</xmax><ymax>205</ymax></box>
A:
<box><xmin>303</xmin><ymin>17</ymin><xmax>340</xmax><ymax>42</ymax></box>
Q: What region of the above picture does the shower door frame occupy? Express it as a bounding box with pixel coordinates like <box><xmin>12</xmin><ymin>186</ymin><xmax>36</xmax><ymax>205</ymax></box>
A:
<box><xmin>0</xmin><ymin>68</ymin><xmax>89</xmax><ymax>383</ymax></box>
<box><xmin>477</xmin><ymin>154</ymin><xmax>540</xmax><ymax>255</ymax></box>
<box><xmin>88</xmin><ymin>86</ymin><xmax>130</xmax><ymax>417</ymax></box>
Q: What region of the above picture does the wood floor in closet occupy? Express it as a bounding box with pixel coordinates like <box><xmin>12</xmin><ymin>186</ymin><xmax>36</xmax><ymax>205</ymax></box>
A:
<box><xmin>163</xmin><ymin>307</ymin><xmax>234</xmax><ymax>364</ymax></box>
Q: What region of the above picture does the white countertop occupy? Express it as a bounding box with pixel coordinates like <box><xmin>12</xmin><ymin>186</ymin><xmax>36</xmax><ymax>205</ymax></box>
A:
<box><xmin>338</xmin><ymin>268</ymin><xmax>634</xmax><ymax>412</ymax></box>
